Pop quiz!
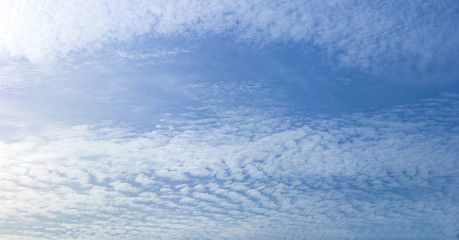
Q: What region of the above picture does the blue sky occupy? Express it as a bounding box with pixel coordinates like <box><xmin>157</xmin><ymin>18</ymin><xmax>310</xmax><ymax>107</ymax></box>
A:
<box><xmin>0</xmin><ymin>1</ymin><xmax>458</xmax><ymax>239</ymax></box>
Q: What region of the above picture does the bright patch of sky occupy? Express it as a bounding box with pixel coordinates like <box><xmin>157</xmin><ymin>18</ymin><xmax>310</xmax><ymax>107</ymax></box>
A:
<box><xmin>0</xmin><ymin>1</ymin><xmax>458</xmax><ymax>239</ymax></box>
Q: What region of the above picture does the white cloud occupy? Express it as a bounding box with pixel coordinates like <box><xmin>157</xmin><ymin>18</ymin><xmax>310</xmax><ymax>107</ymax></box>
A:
<box><xmin>0</xmin><ymin>0</ymin><xmax>457</xmax><ymax>73</ymax></box>
<box><xmin>135</xmin><ymin>174</ymin><xmax>155</xmax><ymax>187</ymax></box>
<box><xmin>0</xmin><ymin>94</ymin><xmax>458</xmax><ymax>239</ymax></box>
<box><xmin>110</xmin><ymin>181</ymin><xmax>139</xmax><ymax>193</ymax></box>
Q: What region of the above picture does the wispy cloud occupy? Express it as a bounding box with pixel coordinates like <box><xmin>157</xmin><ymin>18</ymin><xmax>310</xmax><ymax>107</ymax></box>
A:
<box><xmin>1</xmin><ymin>94</ymin><xmax>457</xmax><ymax>239</ymax></box>
<box><xmin>0</xmin><ymin>0</ymin><xmax>457</xmax><ymax>74</ymax></box>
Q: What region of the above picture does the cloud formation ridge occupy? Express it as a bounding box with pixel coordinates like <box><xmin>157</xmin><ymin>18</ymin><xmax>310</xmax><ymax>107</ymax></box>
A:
<box><xmin>0</xmin><ymin>0</ymin><xmax>458</xmax><ymax>72</ymax></box>
<box><xmin>0</xmin><ymin>95</ymin><xmax>458</xmax><ymax>239</ymax></box>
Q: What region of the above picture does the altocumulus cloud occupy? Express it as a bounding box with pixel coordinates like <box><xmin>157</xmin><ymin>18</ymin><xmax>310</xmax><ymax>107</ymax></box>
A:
<box><xmin>0</xmin><ymin>94</ymin><xmax>457</xmax><ymax>240</ymax></box>
<box><xmin>0</xmin><ymin>0</ymin><xmax>458</xmax><ymax>73</ymax></box>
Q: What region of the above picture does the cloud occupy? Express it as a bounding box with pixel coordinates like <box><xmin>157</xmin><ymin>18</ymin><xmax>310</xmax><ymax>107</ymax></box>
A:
<box><xmin>0</xmin><ymin>0</ymin><xmax>457</xmax><ymax>74</ymax></box>
<box><xmin>0</xmin><ymin>94</ymin><xmax>457</xmax><ymax>239</ymax></box>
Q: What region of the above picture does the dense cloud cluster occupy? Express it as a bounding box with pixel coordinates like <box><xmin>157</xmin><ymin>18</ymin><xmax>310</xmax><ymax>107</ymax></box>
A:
<box><xmin>0</xmin><ymin>0</ymin><xmax>458</xmax><ymax>73</ymax></box>
<box><xmin>1</xmin><ymin>95</ymin><xmax>457</xmax><ymax>239</ymax></box>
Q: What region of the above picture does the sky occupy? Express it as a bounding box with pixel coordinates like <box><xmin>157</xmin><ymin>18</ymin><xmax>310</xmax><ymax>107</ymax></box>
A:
<box><xmin>0</xmin><ymin>1</ymin><xmax>458</xmax><ymax>239</ymax></box>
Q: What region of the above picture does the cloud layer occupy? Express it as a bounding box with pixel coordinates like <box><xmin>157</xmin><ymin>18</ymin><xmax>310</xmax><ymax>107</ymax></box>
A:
<box><xmin>1</xmin><ymin>94</ymin><xmax>458</xmax><ymax>239</ymax></box>
<box><xmin>1</xmin><ymin>0</ymin><xmax>458</xmax><ymax>73</ymax></box>
<box><xmin>1</xmin><ymin>2</ymin><xmax>458</xmax><ymax>239</ymax></box>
